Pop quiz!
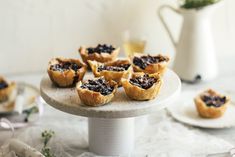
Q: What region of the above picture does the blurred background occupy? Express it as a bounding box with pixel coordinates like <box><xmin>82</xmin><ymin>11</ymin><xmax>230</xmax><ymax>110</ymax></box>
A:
<box><xmin>0</xmin><ymin>0</ymin><xmax>234</xmax><ymax>74</ymax></box>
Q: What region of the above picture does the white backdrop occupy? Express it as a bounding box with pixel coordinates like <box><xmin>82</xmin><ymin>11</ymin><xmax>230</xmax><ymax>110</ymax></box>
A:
<box><xmin>0</xmin><ymin>0</ymin><xmax>234</xmax><ymax>74</ymax></box>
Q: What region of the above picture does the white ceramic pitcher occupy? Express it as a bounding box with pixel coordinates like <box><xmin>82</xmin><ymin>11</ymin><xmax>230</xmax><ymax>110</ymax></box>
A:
<box><xmin>158</xmin><ymin>3</ymin><xmax>222</xmax><ymax>82</ymax></box>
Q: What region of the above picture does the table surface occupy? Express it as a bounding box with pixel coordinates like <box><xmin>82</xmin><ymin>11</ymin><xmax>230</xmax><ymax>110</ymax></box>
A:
<box><xmin>1</xmin><ymin>55</ymin><xmax>235</xmax><ymax>156</ymax></box>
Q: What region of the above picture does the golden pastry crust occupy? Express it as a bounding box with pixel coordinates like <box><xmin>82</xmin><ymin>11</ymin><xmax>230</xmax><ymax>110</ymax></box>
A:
<box><xmin>131</xmin><ymin>53</ymin><xmax>170</xmax><ymax>75</ymax></box>
<box><xmin>122</xmin><ymin>73</ymin><xmax>162</xmax><ymax>101</ymax></box>
<box><xmin>0</xmin><ymin>76</ymin><xmax>16</xmax><ymax>102</ymax></box>
<box><xmin>76</xmin><ymin>77</ymin><xmax>118</xmax><ymax>107</ymax></box>
<box><xmin>194</xmin><ymin>89</ymin><xmax>230</xmax><ymax>118</ymax></box>
<box><xmin>78</xmin><ymin>46</ymin><xmax>120</xmax><ymax>66</ymax></box>
<box><xmin>88</xmin><ymin>59</ymin><xmax>132</xmax><ymax>86</ymax></box>
<box><xmin>47</xmin><ymin>57</ymin><xmax>87</xmax><ymax>87</ymax></box>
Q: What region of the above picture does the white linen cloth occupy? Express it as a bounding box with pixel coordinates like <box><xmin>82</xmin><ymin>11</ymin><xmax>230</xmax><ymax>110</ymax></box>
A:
<box><xmin>0</xmin><ymin>139</ymin><xmax>44</xmax><ymax>157</ymax></box>
<box><xmin>1</xmin><ymin>107</ymin><xmax>233</xmax><ymax>157</ymax></box>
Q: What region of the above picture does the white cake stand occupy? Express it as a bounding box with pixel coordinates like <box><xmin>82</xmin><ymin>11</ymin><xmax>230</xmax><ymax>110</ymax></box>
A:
<box><xmin>40</xmin><ymin>69</ymin><xmax>181</xmax><ymax>156</ymax></box>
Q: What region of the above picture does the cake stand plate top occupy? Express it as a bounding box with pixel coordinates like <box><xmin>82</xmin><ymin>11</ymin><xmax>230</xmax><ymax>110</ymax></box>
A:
<box><xmin>40</xmin><ymin>69</ymin><xmax>181</xmax><ymax>118</ymax></box>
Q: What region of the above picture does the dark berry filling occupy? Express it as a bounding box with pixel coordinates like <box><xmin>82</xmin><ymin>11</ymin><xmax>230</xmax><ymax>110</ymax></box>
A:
<box><xmin>50</xmin><ymin>61</ymin><xmax>81</xmax><ymax>72</ymax></box>
<box><xmin>201</xmin><ymin>95</ymin><xmax>226</xmax><ymax>107</ymax></box>
<box><xmin>133</xmin><ymin>55</ymin><xmax>168</xmax><ymax>69</ymax></box>
<box><xmin>98</xmin><ymin>64</ymin><xmax>131</xmax><ymax>72</ymax></box>
<box><xmin>87</xmin><ymin>44</ymin><xmax>115</xmax><ymax>54</ymax></box>
<box><xmin>0</xmin><ymin>81</ymin><xmax>8</xmax><ymax>90</ymax></box>
<box><xmin>81</xmin><ymin>78</ymin><xmax>114</xmax><ymax>95</ymax></box>
<box><xmin>129</xmin><ymin>74</ymin><xmax>157</xmax><ymax>89</ymax></box>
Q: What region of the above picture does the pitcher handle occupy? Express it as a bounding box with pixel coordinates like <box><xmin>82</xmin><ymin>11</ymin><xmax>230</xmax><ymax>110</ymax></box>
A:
<box><xmin>158</xmin><ymin>5</ymin><xmax>180</xmax><ymax>48</ymax></box>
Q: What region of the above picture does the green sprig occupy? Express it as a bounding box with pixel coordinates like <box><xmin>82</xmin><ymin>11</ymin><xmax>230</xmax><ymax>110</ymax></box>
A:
<box><xmin>181</xmin><ymin>0</ymin><xmax>221</xmax><ymax>9</ymax></box>
<box><xmin>41</xmin><ymin>130</ymin><xmax>55</xmax><ymax>157</ymax></box>
<box><xmin>23</xmin><ymin>106</ymin><xmax>39</xmax><ymax>122</ymax></box>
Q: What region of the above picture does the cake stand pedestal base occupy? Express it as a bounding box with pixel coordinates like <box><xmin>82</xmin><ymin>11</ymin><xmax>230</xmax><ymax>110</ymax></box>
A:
<box><xmin>88</xmin><ymin>117</ymin><xmax>135</xmax><ymax>156</ymax></box>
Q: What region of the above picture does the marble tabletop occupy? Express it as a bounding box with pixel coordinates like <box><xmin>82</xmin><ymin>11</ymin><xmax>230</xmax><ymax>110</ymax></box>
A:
<box><xmin>1</xmin><ymin>55</ymin><xmax>235</xmax><ymax>157</ymax></box>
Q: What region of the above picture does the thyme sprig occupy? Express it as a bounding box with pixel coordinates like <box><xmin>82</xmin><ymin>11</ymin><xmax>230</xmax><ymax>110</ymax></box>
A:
<box><xmin>41</xmin><ymin>130</ymin><xmax>55</xmax><ymax>157</ymax></box>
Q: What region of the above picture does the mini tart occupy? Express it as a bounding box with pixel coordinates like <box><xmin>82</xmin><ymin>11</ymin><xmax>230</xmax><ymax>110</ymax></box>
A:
<box><xmin>131</xmin><ymin>53</ymin><xmax>169</xmax><ymax>75</ymax></box>
<box><xmin>194</xmin><ymin>89</ymin><xmax>230</xmax><ymax>118</ymax></box>
<box><xmin>78</xmin><ymin>44</ymin><xmax>120</xmax><ymax>66</ymax></box>
<box><xmin>0</xmin><ymin>76</ymin><xmax>16</xmax><ymax>102</ymax></box>
<box><xmin>122</xmin><ymin>73</ymin><xmax>162</xmax><ymax>101</ymax></box>
<box><xmin>47</xmin><ymin>57</ymin><xmax>87</xmax><ymax>87</ymax></box>
<box><xmin>76</xmin><ymin>77</ymin><xmax>118</xmax><ymax>107</ymax></box>
<box><xmin>88</xmin><ymin>59</ymin><xmax>132</xmax><ymax>86</ymax></box>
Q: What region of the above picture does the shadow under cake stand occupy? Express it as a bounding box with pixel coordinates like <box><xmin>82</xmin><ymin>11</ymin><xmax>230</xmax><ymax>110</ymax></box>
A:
<box><xmin>40</xmin><ymin>69</ymin><xmax>181</xmax><ymax>156</ymax></box>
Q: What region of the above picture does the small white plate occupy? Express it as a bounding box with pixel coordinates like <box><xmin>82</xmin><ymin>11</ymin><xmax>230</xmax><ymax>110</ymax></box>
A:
<box><xmin>167</xmin><ymin>90</ymin><xmax>235</xmax><ymax>129</ymax></box>
<box><xmin>0</xmin><ymin>82</ymin><xmax>39</xmax><ymax>114</ymax></box>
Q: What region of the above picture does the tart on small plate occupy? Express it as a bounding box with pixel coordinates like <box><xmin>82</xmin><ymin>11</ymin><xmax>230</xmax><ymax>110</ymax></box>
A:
<box><xmin>88</xmin><ymin>59</ymin><xmax>132</xmax><ymax>86</ymax></box>
<box><xmin>131</xmin><ymin>53</ymin><xmax>169</xmax><ymax>75</ymax></box>
<box><xmin>0</xmin><ymin>76</ymin><xmax>16</xmax><ymax>102</ymax></box>
<box><xmin>79</xmin><ymin>44</ymin><xmax>120</xmax><ymax>66</ymax></box>
<box><xmin>194</xmin><ymin>89</ymin><xmax>230</xmax><ymax>118</ymax></box>
<box><xmin>122</xmin><ymin>73</ymin><xmax>162</xmax><ymax>101</ymax></box>
<box><xmin>47</xmin><ymin>57</ymin><xmax>87</xmax><ymax>87</ymax></box>
<box><xmin>76</xmin><ymin>77</ymin><xmax>118</xmax><ymax>107</ymax></box>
